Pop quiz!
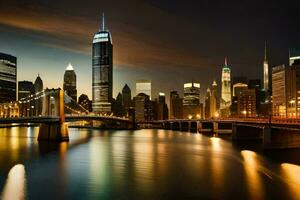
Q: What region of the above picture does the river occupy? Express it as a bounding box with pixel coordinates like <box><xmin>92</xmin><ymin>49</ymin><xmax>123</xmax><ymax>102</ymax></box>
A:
<box><xmin>0</xmin><ymin>127</ymin><xmax>300</xmax><ymax>200</ymax></box>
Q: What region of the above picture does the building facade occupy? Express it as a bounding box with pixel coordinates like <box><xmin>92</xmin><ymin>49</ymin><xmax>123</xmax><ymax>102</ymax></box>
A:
<box><xmin>183</xmin><ymin>82</ymin><xmax>202</xmax><ymax>119</ymax></box>
<box><xmin>263</xmin><ymin>42</ymin><xmax>269</xmax><ymax>92</ymax></box>
<box><xmin>210</xmin><ymin>81</ymin><xmax>218</xmax><ymax>118</ymax></box>
<box><xmin>134</xmin><ymin>93</ymin><xmax>151</xmax><ymax>121</ymax></box>
<box><xmin>157</xmin><ymin>93</ymin><xmax>168</xmax><ymax>120</ymax></box>
<box><xmin>220</xmin><ymin>58</ymin><xmax>232</xmax><ymax>117</ymax></box>
<box><xmin>0</xmin><ymin>53</ymin><xmax>17</xmax><ymax>103</ymax></box>
<box><xmin>136</xmin><ymin>80</ymin><xmax>151</xmax><ymax>99</ymax></box>
<box><xmin>237</xmin><ymin>89</ymin><xmax>256</xmax><ymax>117</ymax></box>
<box><xmin>92</xmin><ymin>13</ymin><xmax>113</xmax><ymax>114</ymax></box>
<box><xmin>205</xmin><ymin>88</ymin><xmax>211</xmax><ymax>119</ymax></box>
<box><xmin>18</xmin><ymin>81</ymin><xmax>34</xmax><ymax>100</ymax></box>
<box><xmin>170</xmin><ymin>91</ymin><xmax>183</xmax><ymax>119</ymax></box>
<box><xmin>272</xmin><ymin>65</ymin><xmax>296</xmax><ymax>117</ymax></box>
<box><xmin>63</xmin><ymin>63</ymin><xmax>77</xmax><ymax>102</ymax></box>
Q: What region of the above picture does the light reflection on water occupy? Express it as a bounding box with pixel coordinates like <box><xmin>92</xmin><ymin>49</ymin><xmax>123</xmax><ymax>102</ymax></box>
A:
<box><xmin>1</xmin><ymin>164</ymin><xmax>26</xmax><ymax>200</ymax></box>
<box><xmin>0</xmin><ymin>127</ymin><xmax>299</xmax><ymax>199</ymax></box>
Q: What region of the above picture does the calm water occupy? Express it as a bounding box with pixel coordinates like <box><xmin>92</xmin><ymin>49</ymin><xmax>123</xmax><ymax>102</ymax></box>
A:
<box><xmin>0</xmin><ymin>127</ymin><xmax>300</xmax><ymax>200</ymax></box>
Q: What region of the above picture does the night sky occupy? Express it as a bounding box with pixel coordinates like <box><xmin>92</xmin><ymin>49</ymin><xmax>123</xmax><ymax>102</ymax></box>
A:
<box><xmin>0</xmin><ymin>0</ymin><xmax>299</xmax><ymax>101</ymax></box>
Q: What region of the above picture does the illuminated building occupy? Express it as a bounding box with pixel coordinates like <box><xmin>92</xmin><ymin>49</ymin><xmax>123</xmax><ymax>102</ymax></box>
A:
<box><xmin>233</xmin><ymin>83</ymin><xmax>248</xmax><ymax>97</ymax></box>
<box><xmin>183</xmin><ymin>82</ymin><xmax>202</xmax><ymax>119</ymax></box>
<box><xmin>92</xmin><ymin>13</ymin><xmax>113</xmax><ymax>114</ymax></box>
<box><xmin>63</xmin><ymin>63</ymin><xmax>77</xmax><ymax>102</ymax></box>
<box><xmin>210</xmin><ymin>81</ymin><xmax>218</xmax><ymax>118</ymax></box>
<box><xmin>220</xmin><ymin>58</ymin><xmax>232</xmax><ymax>117</ymax></box>
<box><xmin>0</xmin><ymin>102</ymin><xmax>19</xmax><ymax>118</ymax></box>
<box><xmin>289</xmin><ymin>47</ymin><xmax>300</xmax><ymax>66</ymax></box>
<box><xmin>263</xmin><ymin>42</ymin><xmax>269</xmax><ymax>92</ymax></box>
<box><xmin>0</xmin><ymin>53</ymin><xmax>17</xmax><ymax>103</ymax></box>
<box><xmin>18</xmin><ymin>81</ymin><xmax>34</xmax><ymax>100</ymax></box>
<box><xmin>134</xmin><ymin>93</ymin><xmax>150</xmax><ymax>121</ymax></box>
<box><xmin>205</xmin><ymin>88</ymin><xmax>211</xmax><ymax>119</ymax></box>
<box><xmin>136</xmin><ymin>80</ymin><xmax>151</xmax><ymax>99</ymax></box>
<box><xmin>237</xmin><ymin>89</ymin><xmax>256</xmax><ymax>117</ymax></box>
<box><xmin>272</xmin><ymin>65</ymin><xmax>296</xmax><ymax>117</ymax></box>
<box><xmin>170</xmin><ymin>91</ymin><xmax>183</xmax><ymax>119</ymax></box>
<box><xmin>157</xmin><ymin>92</ymin><xmax>168</xmax><ymax>120</ymax></box>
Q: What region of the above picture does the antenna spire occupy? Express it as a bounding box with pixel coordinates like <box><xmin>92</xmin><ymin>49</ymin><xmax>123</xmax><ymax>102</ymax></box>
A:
<box><xmin>225</xmin><ymin>57</ymin><xmax>228</xmax><ymax>66</ymax></box>
<box><xmin>264</xmin><ymin>41</ymin><xmax>267</xmax><ymax>61</ymax></box>
<box><xmin>101</xmin><ymin>12</ymin><xmax>105</xmax><ymax>31</ymax></box>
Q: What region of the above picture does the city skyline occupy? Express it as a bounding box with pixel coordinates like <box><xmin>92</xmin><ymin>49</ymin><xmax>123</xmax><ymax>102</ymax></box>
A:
<box><xmin>1</xmin><ymin>0</ymin><xmax>299</xmax><ymax>100</ymax></box>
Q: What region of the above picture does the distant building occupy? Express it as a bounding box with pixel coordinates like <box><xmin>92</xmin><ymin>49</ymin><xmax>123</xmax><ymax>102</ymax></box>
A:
<box><xmin>34</xmin><ymin>75</ymin><xmax>43</xmax><ymax>116</ymax></box>
<box><xmin>170</xmin><ymin>91</ymin><xmax>183</xmax><ymax>119</ymax></box>
<box><xmin>272</xmin><ymin>65</ymin><xmax>296</xmax><ymax>117</ymax></box>
<box><xmin>237</xmin><ymin>89</ymin><xmax>256</xmax><ymax>117</ymax></box>
<box><xmin>183</xmin><ymin>82</ymin><xmax>202</xmax><ymax>119</ymax></box>
<box><xmin>233</xmin><ymin>83</ymin><xmax>248</xmax><ymax>97</ymax></box>
<box><xmin>112</xmin><ymin>93</ymin><xmax>125</xmax><ymax>117</ymax></box>
<box><xmin>289</xmin><ymin>47</ymin><xmax>300</xmax><ymax>66</ymax></box>
<box><xmin>34</xmin><ymin>75</ymin><xmax>43</xmax><ymax>93</ymax></box>
<box><xmin>157</xmin><ymin>93</ymin><xmax>168</xmax><ymax>120</ymax></box>
<box><xmin>210</xmin><ymin>81</ymin><xmax>218</xmax><ymax>118</ymax></box>
<box><xmin>293</xmin><ymin>61</ymin><xmax>300</xmax><ymax>117</ymax></box>
<box><xmin>63</xmin><ymin>63</ymin><xmax>77</xmax><ymax>102</ymax></box>
<box><xmin>136</xmin><ymin>80</ymin><xmax>151</xmax><ymax>99</ymax></box>
<box><xmin>92</xmin><ymin>13</ymin><xmax>113</xmax><ymax>114</ymax></box>
<box><xmin>134</xmin><ymin>93</ymin><xmax>151</xmax><ymax>121</ymax></box>
<box><xmin>122</xmin><ymin>84</ymin><xmax>132</xmax><ymax>116</ymax></box>
<box><xmin>205</xmin><ymin>88</ymin><xmax>211</xmax><ymax>119</ymax></box>
<box><xmin>78</xmin><ymin>94</ymin><xmax>92</xmax><ymax>112</ymax></box>
<box><xmin>0</xmin><ymin>52</ymin><xmax>17</xmax><ymax>103</ymax></box>
<box><xmin>220</xmin><ymin>58</ymin><xmax>232</xmax><ymax>117</ymax></box>
<box><xmin>263</xmin><ymin>42</ymin><xmax>269</xmax><ymax>92</ymax></box>
<box><xmin>18</xmin><ymin>81</ymin><xmax>34</xmax><ymax>100</ymax></box>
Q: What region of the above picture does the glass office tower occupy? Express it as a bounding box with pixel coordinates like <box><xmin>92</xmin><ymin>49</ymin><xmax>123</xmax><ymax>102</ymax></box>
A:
<box><xmin>92</xmin><ymin>13</ymin><xmax>113</xmax><ymax>114</ymax></box>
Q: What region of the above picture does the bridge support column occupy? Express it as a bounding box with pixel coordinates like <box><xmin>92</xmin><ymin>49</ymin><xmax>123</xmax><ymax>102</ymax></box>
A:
<box><xmin>38</xmin><ymin>89</ymin><xmax>69</xmax><ymax>142</ymax></box>
<box><xmin>38</xmin><ymin>122</ymin><xmax>69</xmax><ymax>141</ymax></box>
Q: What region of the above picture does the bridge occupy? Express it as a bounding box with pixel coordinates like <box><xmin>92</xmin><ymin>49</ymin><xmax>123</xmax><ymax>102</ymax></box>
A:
<box><xmin>0</xmin><ymin>88</ymin><xmax>133</xmax><ymax>142</ymax></box>
<box><xmin>139</xmin><ymin>118</ymin><xmax>300</xmax><ymax>149</ymax></box>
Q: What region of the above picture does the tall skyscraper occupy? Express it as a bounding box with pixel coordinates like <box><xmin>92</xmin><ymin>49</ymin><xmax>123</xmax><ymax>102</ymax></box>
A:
<box><xmin>0</xmin><ymin>53</ymin><xmax>17</xmax><ymax>103</ymax></box>
<box><xmin>34</xmin><ymin>75</ymin><xmax>43</xmax><ymax>93</ymax></box>
<box><xmin>272</xmin><ymin>65</ymin><xmax>296</xmax><ymax>117</ymax></box>
<box><xmin>136</xmin><ymin>80</ymin><xmax>151</xmax><ymax>99</ymax></box>
<box><xmin>92</xmin><ymin>13</ymin><xmax>113</xmax><ymax>114</ymax></box>
<box><xmin>170</xmin><ymin>91</ymin><xmax>183</xmax><ymax>119</ymax></box>
<box><xmin>210</xmin><ymin>81</ymin><xmax>218</xmax><ymax>118</ymax></box>
<box><xmin>205</xmin><ymin>88</ymin><xmax>211</xmax><ymax>119</ymax></box>
<box><xmin>220</xmin><ymin>58</ymin><xmax>231</xmax><ymax>116</ymax></box>
<box><xmin>263</xmin><ymin>42</ymin><xmax>269</xmax><ymax>92</ymax></box>
<box><xmin>122</xmin><ymin>84</ymin><xmax>132</xmax><ymax>110</ymax></box>
<box><xmin>157</xmin><ymin>92</ymin><xmax>168</xmax><ymax>120</ymax></box>
<box><xmin>183</xmin><ymin>82</ymin><xmax>202</xmax><ymax>119</ymax></box>
<box><xmin>63</xmin><ymin>63</ymin><xmax>77</xmax><ymax>101</ymax></box>
<box><xmin>34</xmin><ymin>75</ymin><xmax>44</xmax><ymax>116</ymax></box>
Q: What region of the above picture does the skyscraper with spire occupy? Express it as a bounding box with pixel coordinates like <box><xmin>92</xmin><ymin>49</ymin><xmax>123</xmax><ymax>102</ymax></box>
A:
<box><xmin>92</xmin><ymin>13</ymin><xmax>113</xmax><ymax>114</ymax></box>
<box><xmin>263</xmin><ymin>42</ymin><xmax>269</xmax><ymax>92</ymax></box>
<box><xmin>220</xmin><ymin>58</ymin><xmax>231</xmax><ymax>116</ymax></box>
<box><xmin>63</xmin><ymin>63</ymin><xmax>77</xmax><ymax>101</ymax></box>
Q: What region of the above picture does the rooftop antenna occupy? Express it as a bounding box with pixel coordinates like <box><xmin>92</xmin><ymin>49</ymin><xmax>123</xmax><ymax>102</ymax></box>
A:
<box><xmin>225</xmin><ymin>57</ymin><xmax>228</xmax><ymax>66</ymax></box>
<box><xmin>101</xmin><ymin>12</ymin><xmax>105</xmax><ymax>31</ymax></box>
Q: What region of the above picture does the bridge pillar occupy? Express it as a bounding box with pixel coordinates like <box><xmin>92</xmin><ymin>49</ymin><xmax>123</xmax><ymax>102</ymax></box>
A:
<box><xmin>38</xmin><ymin>89</ymin><xmax>69</xmax><ymax>142</ymax></box>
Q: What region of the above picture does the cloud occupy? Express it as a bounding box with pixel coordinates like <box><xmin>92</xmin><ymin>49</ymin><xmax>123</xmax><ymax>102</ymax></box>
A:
<box><xmin>0</xmin><ymin>1</ymin><xmax>215</xmax><ymax>71</ymax></box>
